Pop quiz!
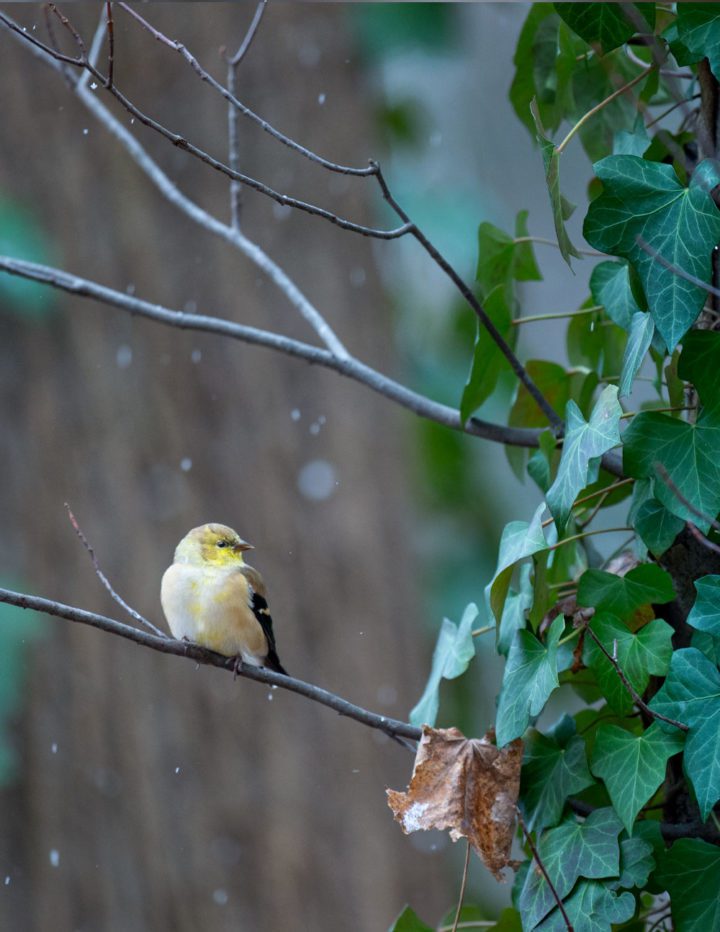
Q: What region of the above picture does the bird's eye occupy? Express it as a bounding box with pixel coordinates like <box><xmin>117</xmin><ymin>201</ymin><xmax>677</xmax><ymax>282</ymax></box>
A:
<box><xmin>216</xmin><ymin>540</ymin><xmax>228</xmax><ymax>548</ymax></box>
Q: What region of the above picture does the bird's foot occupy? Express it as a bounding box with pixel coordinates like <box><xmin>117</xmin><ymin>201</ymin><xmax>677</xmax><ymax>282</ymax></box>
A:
<box><xmin>232</xmin><ymin>655</ymin><xmax>242</xmax><ymax>679</ymax></box>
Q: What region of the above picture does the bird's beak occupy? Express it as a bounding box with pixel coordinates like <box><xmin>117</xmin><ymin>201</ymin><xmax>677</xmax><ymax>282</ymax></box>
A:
<box><xmin>232</xmin><ymin>540</ymin><xmax>254</xmax><ymax>553</ymax></box>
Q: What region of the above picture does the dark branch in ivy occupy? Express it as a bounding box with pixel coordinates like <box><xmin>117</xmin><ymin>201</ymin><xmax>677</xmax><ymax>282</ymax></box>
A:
<box><xmin>582</xmin><ymin>624</ymin><xmax>689</xmax><ymax>732</ymax></box>
<box><xmin>517</xmin><ymin>809</ymin><xmax>574</xmax><ymax>932</ymax></box>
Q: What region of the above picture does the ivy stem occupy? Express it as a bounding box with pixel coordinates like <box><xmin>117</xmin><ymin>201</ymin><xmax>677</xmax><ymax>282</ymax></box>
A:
<box><xmin>558</xmin><ymin>628</ymin><xmax>581</xmax><ymax>647</ymax></box>
<box><xmin>620</xmin><ymin>405</ymin><xmax>696</xmax><ymax>419</ymax></box>
<box><xmin>540</xmin><ymin>478</ymin><xmax>636</xmax><ymax>531</ymax></box>
<box><xmin>511</xmin><ymin>306</ymin><xmax>602</xmax><ymax>326</ymax></box>
<box><xmin>546</xmin><ymin>527</ymin><xmax>634</xmax><ymax>553</ymax></box>
<box><xmin>512</xmin><ymin>235</ymin><xmax>604</xmax><ymax>257</ymax></box>
<box><xmin>449</xmin><ymin>841</ymin><xmax>472</xmax><ymax>932</ymax></box>
<box><xmin>556</xmin><ymin>65</ymin><xmax>656</xmax><ymax>154</ymax></box>
<box><xmin>471</xmin><ymin>623</ymin><xmax>496</xmax><ymax>639</ymax></box>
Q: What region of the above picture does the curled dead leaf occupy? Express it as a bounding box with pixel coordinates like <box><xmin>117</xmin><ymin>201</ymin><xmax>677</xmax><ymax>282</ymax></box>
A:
<box><xmin>386</xmin><ymin>725</ymin><xmax>522</xmax><ymax>880</ymax></box>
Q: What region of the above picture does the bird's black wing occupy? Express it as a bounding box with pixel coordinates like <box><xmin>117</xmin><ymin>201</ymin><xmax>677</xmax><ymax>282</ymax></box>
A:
<box><xmin>248</xmin><ymin>590</ymin><xmax>287</xmax><ymax>675</ymax></box>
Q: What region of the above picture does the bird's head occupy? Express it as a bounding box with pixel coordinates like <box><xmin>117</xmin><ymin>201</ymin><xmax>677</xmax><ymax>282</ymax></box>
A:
<box><xmin>173</xmin><ymin>523</ymin><xmax>254</xmax><ymax>567</ymax></box>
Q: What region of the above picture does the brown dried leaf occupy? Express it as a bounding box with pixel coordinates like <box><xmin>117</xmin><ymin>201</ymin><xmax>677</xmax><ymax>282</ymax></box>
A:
<box><xmin>386</xmin><ymin>725</ymin><xmax>522</xmax><ymax>879</ymax></box>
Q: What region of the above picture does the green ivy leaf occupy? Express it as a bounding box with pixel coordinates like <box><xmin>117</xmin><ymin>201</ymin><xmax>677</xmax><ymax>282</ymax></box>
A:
<box><xmin>517</xmin><ymin>807</ymin><xmax>624</xmax><ymax>930</ymax></box>
<box><xmin>387</xmin><ymin>905</ymin><xmax>434</xmax><ymax>932</ymax></box>
<box><xmin>510</xmin><ymin>6</ymin><xmax>565</xmax><ymax>137</ymax></box>
<box><xmin>665</xmin><ymin>349</ymin><xmax>685</xmax><ymax>410</ymax></box>
<box><xmin>619</xmin><ymin>312</ymin><xmax>654</xmax><ymax>398</ymax></box>
<box><xmin>496</xmin><ymin>616</ymin><xmax>564</xmax><ymax>747</ymax></box>
<box><xmin>460</xmin><ymin>286</ymin><xmax>514</xmax><ymax>424</ymax></box>
<box><xmin>677</xmin><ymin>3</ymin><xmax>720</xmax><ymax>81</ymax></box>
<box><xmin>498</xmin><ymin>563</ymin><xmax>533</xmax><ymax>657</ymax></box>
<box><xmin>509</xmin><ymin>361</ymin><xmax>570</xmax><ymax>431</ymax></box>
<box><xmin>476</xmin><ymin>211</ymin><xmax>542</xmax><ymax>300</ymax></box>
<box><xmin>692</xmin><ymin>629</ymin><xmax>720</xmax><ymax>666</ymax></box>
<box><xmin>590</xmin><ymin>260</ymin><xmax>643</xmax><ymax>331</ymax></box>
<box><xmin>634</xmin><ymin>498</ymin><xmax>685</xmax><ymax>557</ymax></box>
<box><xmin>546</xmin><ymin>385</ymin><xmax>622</xmax><ymax>533</ymax></box>
<box><xmin>623</xmin><ymin>408</ymin><xmax>720</xmax><ymax>534</ymax></box>
<box><xmin>590</xmin><ymin>723</ymin><xmax>684</xmax><ymax>833</ymax></box>
<box><xmin>650</xmin><ymin>648</ymin><xmax>720</xmax><ymax>820</ymax></box>
<box><xmin>613</xmin><ymin>835</ymin><xmax>655</xmax><ymax>890</ymax></box>
<box><xmin>678</xmin><ymin>329</ymin><xmax>720</xmax><ymax>413</ymax></box>
<box><xmin>527</xmin><ymin>429</ymin><xmax>558</xmax><ymax>494</ymax></box>
<box><xmin>653</xmin><ymin>838</ymin><xmax>720</xmax><ymax>932</ymax></box>
<box><xmin>566</xmin><ymin>303</ymin><xmax>627</xmax><ymax>379</ymax></box>
<box><xmin>577</xmin><ymin>564</ymin><xmax>675</xmax><ymax>619</ymax></box>
<box><xmin>535</xmin><ymin>880</ymin><xmax>635</xmax><ymax>932</ymax></box>
<box><xmin>613</xmin><ymin>126</ymin><xmax>651</xmax><ymax>159</ymax></box>
<box><xmin>584</xmin><ymin>156</ymin><xmax>720</xmax><ymax>351</ymax></box>
<box><xmin>584</xmin><ymin>613</ymin><xmax>674</xmax><ymax>715</ymax></box>
<box><xmin>489</xmin><ymin>908</ymin><xmax>523</xmax><ymax>932</ymax></box>
<box><xmin>532</xmin><ymin>103</ymin><xmax>581</xmax><ymax>266</ymax></box>
<box><xmin>487</xmin><ymin>502</ymin><xmax>549</xmax><ymax>625</ymax></box>
<box><xmin>555</xmin><ymin>3</ymin><xmax>654</xmax><ymax>53</ymax></box>
<box><xmin>409</xmin><ymin>604</ymin><xmax>477</xmax><ymax>727</ymax></box>
<box><xmin>687</xmin><ymin>575</ymin><xmax>720</xmax><ymax>635</ymax></box>
<box><xmin>521</xmin><ymin>722</ymin><xmax>595</xmax><ymax>832</ymax></box>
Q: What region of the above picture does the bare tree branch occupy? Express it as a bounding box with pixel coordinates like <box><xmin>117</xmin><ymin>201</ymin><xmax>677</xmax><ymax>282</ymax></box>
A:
<box><xmin>0</xmin><ymin>9</ymin><xmax>352</xmax><ymax>359</ymax></box>
<box><xmin>0</xmin><ymin>253</ymin><xmax>547</xmax><ymax>451</ymax></box>
<box><xmin>0</xmin><ymin>8</ymin><xmax>564</xmax><ymax>432</ymax></box>
<box><xmin>0</xmin><ymin>586</ymin><xmax>423</xmax><ymax>744</ymax></box>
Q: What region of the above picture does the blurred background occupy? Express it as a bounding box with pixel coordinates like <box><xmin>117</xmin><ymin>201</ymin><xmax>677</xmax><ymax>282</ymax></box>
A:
<box><xmin>0</xmin><ymin>4</ymin><xmax>601</xmax><ymax>930</ymax></box>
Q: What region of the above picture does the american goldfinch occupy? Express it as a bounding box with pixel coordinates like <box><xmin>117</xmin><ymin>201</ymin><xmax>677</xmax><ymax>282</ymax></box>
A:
<box><xmin>161</xmin><ymin>523</ymin><xmax>287</xmax><ymax>675</ymax></box>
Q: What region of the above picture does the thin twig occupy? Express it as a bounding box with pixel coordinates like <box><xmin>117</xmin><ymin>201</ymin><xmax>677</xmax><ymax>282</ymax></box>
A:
<box><xmin>76</xmin><ymin>5</ymin><xmax>107</xmax><ymax>91</ymax></box>
<box><xmin>646</xmin><ymin>93</ymin><xmax>701</xmax><ymax>130</ymax></box>
<box><xmin>686</xmin><ymin>521</ymin><xmax>720</xmax><ymax>556</ymax></box>
<box><xmin>0</xmin><ymin>586</ymin><xmax>423</xmax><ymax>744</ymax></box>
<box><xmin>4</xmin><ymin>11</ymin><xmax>409</xmax><ymax>240</ymax></box>
<box><xmin>226</xmin><ymin>2</ymin><xmax>266</xmax><ymax>228</ymax></box>
<box><xmin>450</xmin><ymin>841</ymin><xmax>472</xmax><ymax>932</ymax></box>
<box><xmin>655</xmin><ymin>462</ymin><xmax>720</xmax><ymax>533</ymax></box>
<box><xmin>471</xmin><ymin>624</ymin><xmax>496</xmax><ymax>639</ymax></box>
<box><xmin>105</xmin><ymin>0</ymin><xmax>114</xmax><ymax>89</ymax></box>
<box><xmin>65</xmin><ymin>504</ymin><xmax>166</xmax><ymax>638</ymax></box>
<box><xmin>227</xmin><ymin>0</ymin><xmax>266</xmax><ymax>67</ymax></box>
<box><xmin>517</xmin><ymin>810</ymin><xmax>574</xmax><ymax>932</ymax></box>
<box><xmin>117</xmin><ymin>2</ymin><xmax>375</xmax><ymax>177</ymax></box>
<box><xmin>582</xmin><ymin>625</ymin><xmax>689</xmax><ymax>732</ymax></box>
<box><xmin>227</xmin><ymin>61</ymin><xmax>242</xmax><ymax>229</ymax></box>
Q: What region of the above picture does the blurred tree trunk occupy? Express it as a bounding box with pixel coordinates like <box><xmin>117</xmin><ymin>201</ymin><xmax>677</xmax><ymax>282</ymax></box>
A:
<box><xmin>0</xmin><ymin>5</ymin><xmax>446</xmax><ymax>930</ymax></box>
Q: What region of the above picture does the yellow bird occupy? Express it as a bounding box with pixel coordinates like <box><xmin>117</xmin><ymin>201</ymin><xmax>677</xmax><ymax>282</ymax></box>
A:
<box><xmin>161</xmin><ymin>523</ymin><xmax>287</xmax><ymax>675</ymax></box>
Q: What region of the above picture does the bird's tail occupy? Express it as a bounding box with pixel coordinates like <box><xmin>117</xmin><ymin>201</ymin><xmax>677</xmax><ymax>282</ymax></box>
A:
<box><xmin>265</xmin><ymin>648</ymin><xmax>288</xmax><ymax>676</ymax></box>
